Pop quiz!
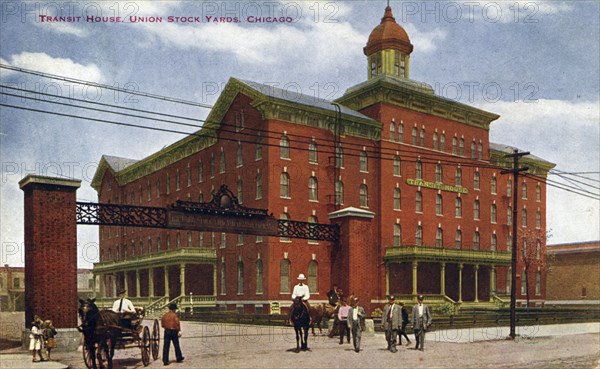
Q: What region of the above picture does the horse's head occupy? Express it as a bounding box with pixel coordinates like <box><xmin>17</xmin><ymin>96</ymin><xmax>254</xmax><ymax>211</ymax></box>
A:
<box><xmin>78</xmin><ymin>298</ymin><xmax>98</xmax><ymax>324</ymax></box>
<box><xmin>292</xmin><ymin>296</ymin><xmax>304</xmax><ymax>307</ymax></box>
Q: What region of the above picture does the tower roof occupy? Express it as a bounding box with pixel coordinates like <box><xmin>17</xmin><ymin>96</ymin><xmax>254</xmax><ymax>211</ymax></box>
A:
<box><xmin>364</xmin><ymin>6</ymin><xmax>413</xmax><ymax>56</ymax></box>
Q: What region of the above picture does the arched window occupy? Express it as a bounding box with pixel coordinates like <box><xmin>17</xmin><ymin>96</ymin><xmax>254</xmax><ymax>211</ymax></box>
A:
<box><xmin>360</xmin><ymin>184</ymin><xmax>369</xmax><ymax>207</ymax></box>
<box><xmin>521</xmin><ymin>208</ymin><xmax>528</xmax><ymax>228</ymax></box>
<box><xmin>455</xmin><ymin>197</ymin><xmax>462</xmax><ymax>217</ymax></box>
<box><xmin>522</xmin><ymin>181</ymin><xmax>527</xmax><ymax>199</ymax></box>
<box><xmin>335</xmin><ymin>145</ymin><xmax>344</xmax><ymax>168</ymax></box>
<box><xmin>436</xmin><ymin>194</ymin><xmax>443</xmax><ymax>215</ymax></box>
<box><xmin>471</xmin><ymin>141</ymin><xmax>476</xmax><ymax>159</ymax></box>
<box><xmin>507</xmin><ymin>178</ymin><xmax>513</xmax><ymax>197</ymax></box>
<box><xmin>491</xmin><ymin>204</ymin><xmax>497</xmax><ymax>223</ymax></box>
<box><xmin>176</xmin><ymin>232</ymin><xmax>181</xmax><ymax>248</ymax></box>
<box><xmin>308</xmin><ymin>141</ymin><xmax>318</xmax><ymax>164</ymax></box>
<box><xmin>412</xmin><ymin>127</ymin><xmax>418</xmax><ymax>145</ymax></box>
<box><xmin>393</xmin><ymin>188</ymin><xmax>401</xmax><ymax>210</ymax></box>
<box><xmin>536</xmin><ymin>184</ymin><xmax>541</xmax><ymax>202</ymax></box>
<box><xmin>474</xmin><ymin>171</ymin><xmax>480</xmax><ymax>190</ymax></box>
<box><xmin>210</xmin><ymin>153</ymin><xmax>215</xmax><ymax>178</ymax></box>
<box><xmin>535</xmin><ymin>271</ymin><xmax>541</xmax><ymax>295</ymax></box>
<box><xmin>452</xmin><ymin>137</ymin><xmax>458</xmax><ymax>154</ymax></box>
<box><xmin>389</xmin><ymin>123</ymin><xmax>395</xmax><ymax>141</ymax></box>
<box><xmin>280</xmin><ymin>213</ymin><xmax>290</xmax><ymax>242</ymax></box>
<box><xmin>187</xmin><ymin>231</ymin><xmax>192</xmax><ymax>247</ymax></box>
<box><xmin>536</xmin><ymin>209</ymin><xmax>541</xmax><ymax>229</ymax></box>
<box><xmin>433</xmin><ymin>132</ymin><xmax>439</xmax><ymax>150</ymax></box>
<box><xmin>393</xmin><ymin>224</ymin><xmax>401</xmax><ymax>246</ymax></box>
<box><xmin>255</xmin><ymin>171</ymin><xmax>262</xmax><ymax>199</ymax></box>
<box><xmin>393</xmin><ymin>155</ymin><xmax>401</xmax><ymax>176</ymax></box>
<box><xmin>416</xmin><ymin>160</ymin><xmax>422</xmax><ymax>180</ymax></box>
<box><xmin>237</xmin><ymin>261</ymin><xmax>244</xmax><ymax>295</ymax></box>
<box><xmin>491</xmin><ymin>176</ymin><xmax>497</xmax><ymax>194</ymax></box>
<box><xmin>507</xmin><ymin>206</ymin><xmax>513</xmax><ymax>225</ymax></box>
<box><xmin>308</xmin><ymin>260</ymin><xmax>318</xmax><ymax>291</ymax></box>
<box><xmin>477</xmin><ymin>143</ymin><xmax>483</xmax><ymax>160</ymax></box>
<box><xmin>219</xmin><ymin>149</ymin><xmax>226</xmax><ymax>173</ymax></box>
<box><xmin>415</xmin><ymin>226</ymin><xmax>423</xmax><ymax>246</ymax></box>
<box><xmin>440</xmin><ymin>133</ymin><xmax>446</xmax><ymax>151</ymax></box>
<box><xmin>256</xmin><ymin>259</ymin><xmax>264</xmax><ymax>294</ymax></box>
<box><xmin>280</xmin><ymin>135</ymin><xmax>290</xmax><ymax>159</ymax></box>
<box><xmin>474</xmin><ymin>200</ymin><xmax>480</xmax><ymax>220</ymax></box>
<box><xmin>435</xmin><ymin>163</ymin><xmax>442</xmax><ymax>183</ymax></box>
<box><xmin>455</xmin><ymin>230</ymin><xmax>462</xmax><ymax>249</ymax></box>
<box><xmin>455</xmin><ymin>168</ymin><xmax>462</xmax><ymax>186</ymax></box>
<box><xmin>415</xmin><ymin>191</ymin><xmax>423</xmax><ymax>213</ymax></box>
<box><xmin>335</xmin><ymin>180</ymin><xmax>344</xmax><ymax>205</ymax></box>
<box><xmin>398</xmin><ymin>123</ymin><xmax>404</xmax><ymax>142</ymax></box>
<box><xmin>491</xmin><ymin>234</ymin><xmax>497</xmax><ymax>251</ymax></box>
<box><xmin>237</xmin><ymin>179</ymin><xmax>243</xmax><ymax>204</ymax></box>
<box><xmin>473</xmin><ymin>231</ymin><xmax>480</xmax><ymax>250</ymax></box>
<box><xmin>255</xmin><ymin>134</ymin><xmax>263</xmax><ymax>160</ymax></box>
<box><xmin>359</xmin><ymin>151</ymin><xmax>368</xmax><ymax>172</ymax></box>
<box><xmin>419</xmin><ymin>128</ymin><xmax>425</xmax><ymax>146</ymax></box>
<box><xmin>459</xmin><ymin>138</ymin><xmax>465</xmax><ymax>156</ymax></box>
<box><xmin>436</xmin><ymin>227</ymin><xmax>443</xmax><ymax>247</ymax></box>
<box><xmin>280</xmin><ymin>259</ymin><xmax>291</xmax><ymax>293</ymax></box>
<box><xmin>220</xmin><ymin>258</ymin><xmax>226</xmax><ymax>295</ymax></box>
<box><xmin>280</xmin><ymin>172</ymin><xmax>290</xmax><ymax>198</ymax></box>
<box><xmin>308</xmin><ymin>177</ymin><xmax>318</xmax><ymax>201</ymax></box>
<box><xmin>536</xmin><ymin>239</ymin><xmax>541</xmax><ymax>259</ymax></box>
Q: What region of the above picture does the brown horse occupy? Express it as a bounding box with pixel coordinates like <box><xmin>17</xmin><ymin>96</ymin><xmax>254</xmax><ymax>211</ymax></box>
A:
<box><xmin>309</xmin><ymin>303</ymin><xmax>338</xmax><ymax>335</ymax></box>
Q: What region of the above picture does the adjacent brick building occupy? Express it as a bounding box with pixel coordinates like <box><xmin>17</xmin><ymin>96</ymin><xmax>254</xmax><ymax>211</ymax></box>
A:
<box><xmin>546</xmin><ymin>241</ymin><xmax>600</xmax><ymax>305</ymax></box>
<box><xmin>91</xmin><ymin>6</ymin><xmax>554</xmax><ymax>313</ymax></box>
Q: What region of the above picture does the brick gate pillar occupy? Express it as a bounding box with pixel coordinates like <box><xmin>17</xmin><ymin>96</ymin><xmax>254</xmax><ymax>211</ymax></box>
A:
<box><xmin>329</xmin><ymin>207</ymin><xmax>376</xmax><ymax>311</ymax></box>
<box><xmin>19</xmin><ymin>175</ymin><xmax>81</xmax><ymax>329</ymax></box>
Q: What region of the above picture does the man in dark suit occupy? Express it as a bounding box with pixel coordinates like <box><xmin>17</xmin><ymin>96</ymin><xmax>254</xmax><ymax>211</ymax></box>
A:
<box><xmin>411</xmin><ymin>295</ymin><xmax>432</xmax><ymax>351</ymax></box>
<box><xmin>381</xmin><ymin>295</ymin><xmax>401</xmax><ymax>352</ymax></box>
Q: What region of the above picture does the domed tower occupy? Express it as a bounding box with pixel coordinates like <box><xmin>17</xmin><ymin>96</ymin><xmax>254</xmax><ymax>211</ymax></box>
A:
<box><xmin>364</xmin><ymin>5</ymin><xmax>413</xmax><ymax>80</ymax></box>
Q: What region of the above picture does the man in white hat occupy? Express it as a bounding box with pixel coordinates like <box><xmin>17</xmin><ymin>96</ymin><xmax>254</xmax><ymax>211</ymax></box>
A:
<box><xmin>291</xmin><ymin>273</ymin><xmax>311</xmax><ymax>309</ymax></box>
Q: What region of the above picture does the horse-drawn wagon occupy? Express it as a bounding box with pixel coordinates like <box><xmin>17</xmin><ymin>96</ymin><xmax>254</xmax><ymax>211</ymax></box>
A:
<box><xmin>78</xmin><ymin>298</ymin><xmax>160</xmax><ymax>369</ymax></box>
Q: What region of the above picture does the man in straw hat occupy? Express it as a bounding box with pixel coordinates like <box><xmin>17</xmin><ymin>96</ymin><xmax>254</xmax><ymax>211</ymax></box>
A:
<box><xmin>291</xmin><ymin>273</ymin><xmax>311</xmax><ymax>309</ymax></box>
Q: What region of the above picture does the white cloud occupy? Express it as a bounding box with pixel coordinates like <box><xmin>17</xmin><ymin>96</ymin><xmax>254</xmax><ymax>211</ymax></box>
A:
<box><xmin>4</xmin><ymin>52</ymin><xmax>104</xmax><ymax>83</ymax></box>
<box><xmin>404</xmin><ymin>24</ymin><xmax>447</xmax><ymax>53</ymax></box>
<box><xmin>486</xmin><ymin>99</ymin><xmax>600</xmax><ymax>243</ymax></box>
<box><xmin>37</xmin><ymin>21</ymin><xmax>88</xmax><ymax>37</ymax></box>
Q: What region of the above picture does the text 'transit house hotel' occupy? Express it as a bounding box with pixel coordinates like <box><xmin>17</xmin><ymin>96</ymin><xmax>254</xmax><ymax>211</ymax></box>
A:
<box><xmin>91</xmin><ymin>6</ymin><xmax>554</xmax><ymax>314</ymax></box>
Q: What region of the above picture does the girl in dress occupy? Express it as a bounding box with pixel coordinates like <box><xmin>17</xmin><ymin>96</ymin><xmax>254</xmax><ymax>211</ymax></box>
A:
<box><xmin>29</xmin><ymin>320</ymin><xmax>45</xmax><ymax>362</ymax></box>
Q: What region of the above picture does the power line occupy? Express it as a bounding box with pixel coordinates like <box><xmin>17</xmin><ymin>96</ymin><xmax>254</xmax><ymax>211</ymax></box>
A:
<box><xmin>0</xmin><ymin>63</ymin><xmax>213</xmax><ymax>109</ymax></box>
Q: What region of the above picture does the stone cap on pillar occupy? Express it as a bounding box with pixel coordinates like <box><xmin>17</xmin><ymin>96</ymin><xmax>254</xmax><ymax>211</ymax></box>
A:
<box><xmin>19</xmin><ymin>175</ymin><xmax>81</xmax><ymax>190</ymax></box>
<box><xmin>328</xmin><ymin>206</ymin><xmax>375</xmax><ymax>220</ymax></box>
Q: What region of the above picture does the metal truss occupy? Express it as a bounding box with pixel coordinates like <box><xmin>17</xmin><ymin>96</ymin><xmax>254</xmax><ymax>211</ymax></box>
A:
<box><xmin>76</xmin><ymin>202</ymin><xmax>168</xmax><ymax>228</ymax></box>
<box><xmin>278</xmin><ymin>219</ymin><xmax>339</xmax><ymax>242</ymax></box>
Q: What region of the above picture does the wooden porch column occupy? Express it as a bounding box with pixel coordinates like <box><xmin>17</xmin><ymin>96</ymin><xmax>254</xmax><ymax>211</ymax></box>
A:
<box><xmin>148</xmin><ymin>268</ymin><xmax>155</xmax><ymax>298</ymax></box>
<box><xmin>135</xmin><ymin>269</ymin><xmax>141</xmax><ymax>298</ymax></box>
<box><xmin>124</xmin><ymin>271</ymin><xmax>129</xmax><ymax>295</ymax></box>
<box><xmin>489</xmin><ymin>265</ymin><xmax>496</xmax><ymax>302</ymax></box>
<box><xmin>180</xmin><ymin>264</ymin><xmax>186</xmax><ymax>296</ymax></box>
<box><xmin>440</xmin><ymin>262</ymin><xmax>446</xmax><ymax>296</ymax></box>
<box><xmin>474</xmin><ymin>264</ymin><xmax>479</xmax><ymax>303</ymax></box>
<box><xmin>385</xmin><ymin>264</ymin><xmax>390</xmax><ymax>296</ymax></box>
<box><xmin>412</xmin><ymin>261</ymin><xmax>418</xmax><ymax>296</ymax></box>
<box><xmin>164</xmin><ymin>266</ymin><xmax>170</xmax><ymax>298</ymax></box>
<box><xmin>458</xmin><ymin>263</ymin><xmax>463</xmax><ymax>303</ymax></box>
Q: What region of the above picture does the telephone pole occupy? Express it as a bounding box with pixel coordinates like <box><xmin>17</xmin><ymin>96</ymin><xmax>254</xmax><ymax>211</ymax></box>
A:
<box><xmin>501</xmin><ymin>149</ymin><xmax>529</xmax><ymax>339</ymax></box>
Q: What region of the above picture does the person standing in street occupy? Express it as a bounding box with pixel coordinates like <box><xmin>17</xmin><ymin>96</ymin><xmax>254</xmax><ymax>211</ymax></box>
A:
<box><xmin>337</xmin><ymin>299</ymin><xmax>351</xmax><ymax>345</ymax></box>
<box><xmin>398</xmin><ymin>302</ymin><xmax>412</xmax><ymax>346</ymax></box>
<box><xmin>412</xmin><ymin>295</ymin><xmax>432</xmax><ymax>351</ymax></box>
<box><xmin>161</xmin><ymin>303</ymin><xmax>184</xmax><ymax>366</ymax></box>
<box><xmin>347</xmin><ymin>297</ymin><xmax>366</xmax><ymax>353</ymax></box>
<box><xmin>381</xmin><ymin>296</ymin><xmax>401</xmax><ymax>353</ymax></box>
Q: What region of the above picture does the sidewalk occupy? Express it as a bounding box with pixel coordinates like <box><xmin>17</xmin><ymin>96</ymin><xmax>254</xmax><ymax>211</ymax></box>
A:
<box><xmin>0</xmin><ymin>354</ymin><xmax>67</xmax><ymax>369</ymax></box>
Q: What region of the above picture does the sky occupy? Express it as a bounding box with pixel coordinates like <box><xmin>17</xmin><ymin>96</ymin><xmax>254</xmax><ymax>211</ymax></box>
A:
<box><xmin>1</xmin><ymin>0</ymin><xmax>598</xmax><ymax>269</ymax></box>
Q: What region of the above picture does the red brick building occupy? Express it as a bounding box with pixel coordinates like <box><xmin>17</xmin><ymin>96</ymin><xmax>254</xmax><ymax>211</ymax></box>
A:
<box><xmin>91</xmin><ymin>6</ymin><xmax>554</xmax><ymax>313</ymax></box>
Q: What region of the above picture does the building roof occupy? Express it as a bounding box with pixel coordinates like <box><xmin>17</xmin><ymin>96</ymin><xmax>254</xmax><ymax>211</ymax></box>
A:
<box><xmin>102</xmin><ymin>155</ymin><xmax>139</xmax><ymax>172</ymax></box>
<box><xmin>364</xmin><ymin>6</ymin><xmax>413</xmax><ymax>55</ymax></box>
<box><xmin>547</xmin><ymin>240</ymin><xmax>600</xmax><ymax>255</ymax></box>
<box><xmin>489</xmin><ymin>143</ymin><xmax>554</xmax><ymax>166</ymax></box>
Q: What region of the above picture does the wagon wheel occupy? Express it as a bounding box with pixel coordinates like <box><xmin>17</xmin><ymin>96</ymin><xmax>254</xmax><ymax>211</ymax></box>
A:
<box><xmin>82</xmin><ymin>341</ymin><xmax>94</xmax><ymax>369</ymax></box>
<box><xmin>141</xmin><ymin>326</ymin><xmax>151</xmax><ymax>366</ymax></box>
<box><xmin>151</xmin><ymin>319</ymin><xmax>160</xmax><ymax>360</ymax></box>
<box><xmin>97</xmin><ymin>338</ymin><xmax>113</xmax><ymax>369</ymax></box>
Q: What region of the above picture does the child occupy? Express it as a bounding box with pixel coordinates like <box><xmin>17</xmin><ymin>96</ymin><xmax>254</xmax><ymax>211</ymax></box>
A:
<box><xmin>42</xmin><ymin>320</ymin><xmax>58</xmax><ymax>360</ymax></box>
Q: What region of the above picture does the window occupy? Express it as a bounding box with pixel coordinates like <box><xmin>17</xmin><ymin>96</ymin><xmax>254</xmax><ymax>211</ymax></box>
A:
<box><xmin>255</xmin><ymin>171</ymin><xmax>262</xmax><ymax>199</ymax></box>
<box><xmin>507</xmin><ymin>178</ymin><xmax>512</xmax><ymax>197</ymax></box>
<box><xmin>393</xmin><ymin>224</ymin><xmax>401</xmax><ymax>246</ymax></box>
<box><xmin>452</xmin><ymin>137</ymin><xmax>458</xmax><ymax>154</ymax></box>
<box><xmin>416</xmin><ymin>160</ymin><xmax>422</xmax><ymax>180</ymax></box>
<box><xmin>176</xmin><ymin>169</ymin><xmax>181</xmax><ymax>190</ymax></box>
<box><xmin>419</xmin><ymin>128</ymin><xmax>425</xmax><ymax>147</ymax></box>
<box><xmin>237</xmin><ymin>234</ymin><xmax>244</xmax><ymax>246</ymax></box>
<box><xmin>280</xmin><ymin>172</ymin><xmax>290</xmax><ymax>198</ymax></box>
<box><xmin>211</xmin><ymin>232</ymin><xmax>216</xmax><ymax>248</ymax></box>
<box><xmin>308</xmin><ymin>215</ymin><xmax>319</xmax><ymax>245</ymax></box>
<box><xmin>491</xmin><ymin>204</ymin><xmax>497</xmax><ymax>223</ymax></box>
<box><xmin>255</xmin><ymin>135</ymin><xmax>263</xmax><ymax>161</ymax></box>
<box><xmin>436</xmin><ymin>227</ymin><xmax>443</xmax><ymax>247</ymax></box>
<box><xmin>435</xmin><ymin>163</ymin><xmax>442</xmax><ymax>183</ymax></box>
<box><xmin>219</xmin><ymin>149</ymin><xmax>226</xmax><ymax>173</ymax></box>
<box><xmin>308</xmin><ymin>141</ymin><xmax>318</xmax><ymax>164</ymax></box>
<box><xmin>280</xmin><ymin>135</ymin><xmax>290</xmax><ymax>159</ymax></box>
<box><xmin>535</xmin><ymin>271</ymin><xmax>541</xmax><ymax>295</ymax></box>
<box><xmin>415</xmin><ymin>191</ymin><xmax>423</xmax><ymax>213</ymax></box>
<box><xmin>393</xmin><ymin>156</ymin><xmax>401</xmax><ymax>176</ymax></box>
<box><xmin>390</xmin><ymin>123</ymin><xmax>395</xmax><ymax>141</ymax></box>
<box><xmin>13</xmin><ymin>278</ymin><xmax>20</xmax><ymax>289</ymax></box>
<box><xmin>198</xmin><ymin>233</ymin><xmax>204</xmax><ymax>248</ymax></box>
<box><xmin>536</xmin><ymin>184</ymin><xmax>541</xmax><ymax>202</ymax></box>
<box><xmin>360</xmin><ymin>184</ymin><xmax>369</xmax><ymax>208</ymax></box>
<box><xmin>455</xmin><ymin>197</ymin><xmax>462</xmax><ymax>217</ymax></box>
<box><xmin>455</xmin><ymin>168</ymin><xmax>462</xmax><ymax>186</ymax></box>
<box><xmin>415</xmin><ymin>226</ymin><xmax>423</xmax><ymax>246</ymax></box>
<box><xmin>507</xmin><ymin>206</ymin><xmax>513</xmax><ymax>226</ymax></box>
<box><xmin>221</xmin><ymin>233</ymin><xmax>227</xmax><ymax>248</ymax></box>
<box><xmin>198</xmin><ymin>161</ymin><xmax>204</xmax><ymax>183</ymax></box>
<box><xmin>166</xmin><ymin>173</ymin><xmax>171</xmax><ymax>194</ymax></box>
<box><xmin>237</xmin><ymin>261</ymin><xmax>244</xmax><ymax>295</ymax></box>
<box><xmin>412</xmin><ymin>127</ymin><xmax>418</xmax><ymax>145</ymax></box>
<box><xmin>436</xmin><ymin>194</ymin><xmax>443</xmax><ymax>215</ymax></box>
<box><xmin>220</xmin><ymin>259</ymin><xmax>226</xmax><ymax>295</ymax></box>
<box><xmin>147</xmin><ymin>181</ymin><xmax>151</xmax><ymax>201</ymax></box>
<box><xmin>280</xmin><ymin>259</ymin><xmax>291</xmax><ymax>293</ymax></box>
<box><xmin>156</xmin><ymin>180</ymin><xmax>161</xmax><ymax>198</ymax></box>
<box><xmin>280</xmin><ymin>213</ymin><xmax>290</xmax><ymax>242</ymax></box>
<box><xmin>335</xmin><ymin>145</ymin><xmax>344</xmax><ymax>168</ymax></box>
<box><xmin>157</xmin><ymin>237</ymin><xmax>161</xmax><ymax>251</ymax></box>
<box><xmin>359</xmin><ymin>151</ymin><xmax>368</xmax><ymax>172</ymax></box>
<box><xmin>459</xmin><ymin>138</ymin><xmax>465</xmax><ymax>156</ymax></box>
<box><xmin>335</xmin><ymin>180</ymin><xmax>344</xmax><ymax>205</ymax></box>
<box><xmin>433</xmin><ymin>132</ymin><xmax>439</xmax><ymax>150</ymax></box>
<box><xmin>166</xmin><ymin>234</ymin><xmax>171</xmax><ymax>249</ymax></box>
<box><xmin>308</xmin><ymin>260</ymin><xmax>318</xmax><ymax>292</ymax></box>
<box><xmin>210</xmin><ymin>153</ymin><xmax>215</xmax><ymax>178</ymax></box>
<box><xmin>521</xmin><ymin>268</ymin><xmax>527</xmax><ymax>295</ymax></box>
<box><xmin>455</xmin><ymin>230</ymin><xmax>462</xmax><ymax>249</ymax></box>
<box><xmin>474</xmin><ymin>200</ymin><xmax>480</xmax><ymax>220</ymax></box>
<box><xmin>521</xmin><ymin>208</ymin><xmax>527</xmax><ymax>228</ymax></box>
<box><xmin>473</xmin><ymin>231</ymin><xmax>480</xmax><ymax>250</ymax></box>
<box><xmin>536</xmin><ymin>209</ymin><xmax>541</xmax><ymax>229</ymax></box>
<box><xmin>398</xmin><ymin>123</ymin><xmax>404</xmax><ymax>142</ymax></box>
<box><xmin>474</xmin><ymin>171</ymin><xmax>480</xmax><ymax>190</ymax></box>
<box><xmin>506</xmin><ymin>268</ymin><xmax>511</xmax><ymax>294</ymax></box>
<box><xmin>491</xmin><ymin>234</ymin><xmax>497</xmax><ymax>251</ymax></box>
<box><xmin>491</xmin><ymin>176</ymin><xmax>497</xmax><ymax>194</ymax></box>
<box><xmin>236</xmin><ymin>142</ymin><xmax>243</xmax><ymax>167</ymax></box>
<box><xmin>440</xmin><ymin>133</ymin><xmax>446</xmax><ymax>151</ymax></box>
<box><xmin>522</xmin><ymin>181</ymin><xmax>527</xmax><ymax>199</ymax></box>
<box><xmin>176</xmin><ymin>232</ymin><xmax>181</xmax><ymax>248</ymax></box>
<box><xmin>308</xmin><ymin>177</ymin><xmax>318</xmax><ymax>201</ymax></box>
<box><xmin>256</xmin><ymin>259</ymin><xmax>264</xmax><ymax>294</ymax></box>
<box><xmin>471</xmin><ymin>141</ymin><xmax>476</xmax><ymax>159</ymax></box>
<box><xmin>237</xmin><ymin>179</ymin><xmax>243</xmax><ymax>204</ymax></box>
<box><xmin>393</xmin><ymin>188</ymin><xmax>401</xmax><ymax>210</ymax></box>
<box><xmin>187</xmin><ymin>232</ymin><xmax>192</xmax><ymax>247</ymax></box>
<box><xmin>478</xmin><ymin>143</ymin><xmax>483</xmax><ymax>160</ymax></box>
<box><xmin>536</xmin><ymin>239</ymin><xmax>541</xmax><ymax>259</ymax></box>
